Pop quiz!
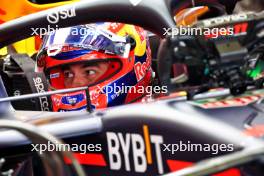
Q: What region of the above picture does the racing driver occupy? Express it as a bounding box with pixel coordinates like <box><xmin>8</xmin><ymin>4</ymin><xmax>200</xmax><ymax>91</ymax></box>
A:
<box><xmin>36</xmin><ymin>23</ymin><xmax>153</xmax><ymax>112</ymax></box>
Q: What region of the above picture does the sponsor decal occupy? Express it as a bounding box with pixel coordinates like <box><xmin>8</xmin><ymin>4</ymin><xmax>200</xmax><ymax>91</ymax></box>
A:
<box><xmin>50</xmin><ymin>72</ymin><xmax>60</xmax><ymax>79</ymax></box>
<box><xmin>134</xmin><ymin>58</ymin><xmax>151</xmax><ymax>81</ymax></box>
<box><xmin>47</xmin><ymin>6</ymin><xmax>76</xmax><ymax>24</ymax></box>
<box><xmin>202</xmin><ymin>14</ymin><xmax>249</xmax><ymax>27</ymax></box>
<box><xmin>61</xmin><ymin>94</ymin><xmax>84</xmax><ymax>105</ymax></box>
<box><xmin>106</xmin><ymin>125</ymin><xmax>164</xmax><ymax>174</ymax></box>
<box><xmin>190</xmin><ymin>89</ymin><xmax>264</xmax><ymax>109</ymax></box>
<box><xmin>33</xmin><ymin>77</ymin><xmax>50</xmax><ymax>111</ymax></box>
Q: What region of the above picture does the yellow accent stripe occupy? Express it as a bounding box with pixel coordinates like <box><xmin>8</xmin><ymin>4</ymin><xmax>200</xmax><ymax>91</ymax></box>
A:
<box><xmin>13</xmin><ymin>37</ymin><xmax>36</xmax><ymax>56</ymax></box>
<box><xmin>0</xmin><ymin>47</ymin><xmax>7</xmax><ymax>55</ymax></box>
<box><xmin>143</xmin><ymin>125</ymin><xmax>152</xmax><ymax>164</ymax></box>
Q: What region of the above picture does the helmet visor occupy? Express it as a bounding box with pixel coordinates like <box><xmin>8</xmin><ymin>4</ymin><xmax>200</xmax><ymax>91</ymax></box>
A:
<box><xmin>40</xmin><ymin>25</ymin><xmax>131</xmax><ymax>58</ymax></box>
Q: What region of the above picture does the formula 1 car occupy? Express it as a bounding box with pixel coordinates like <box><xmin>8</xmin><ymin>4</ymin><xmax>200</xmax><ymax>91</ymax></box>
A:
<box><xmin>0</xmin><ymin>0</ymin><xmax>264</xmax><ymax>176</ymax></box>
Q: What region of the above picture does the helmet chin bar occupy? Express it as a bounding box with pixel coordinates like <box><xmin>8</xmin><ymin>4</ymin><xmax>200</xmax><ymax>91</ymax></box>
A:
<box><xmin>0</xmin><ymin>120</ymin><xmax>86</xmax><ymax>176</ymax></box>
<box><xmin>0</xmin><ymin>86</ymin><xmax>93</xmax><ymax>113</ymax></box>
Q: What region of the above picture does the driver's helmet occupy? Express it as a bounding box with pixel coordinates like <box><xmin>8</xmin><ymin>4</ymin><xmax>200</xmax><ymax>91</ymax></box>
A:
<box><xmin>36</xmin><ymin>23</ymin><xmax>153</xmax><ymax>111</ymax></box>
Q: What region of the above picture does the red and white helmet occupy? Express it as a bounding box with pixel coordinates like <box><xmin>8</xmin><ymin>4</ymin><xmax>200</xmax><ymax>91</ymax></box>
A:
<box><xmin>36</xmin><ymin>23</ymin><xmax>153</xmax><ymax>111</ymax></box>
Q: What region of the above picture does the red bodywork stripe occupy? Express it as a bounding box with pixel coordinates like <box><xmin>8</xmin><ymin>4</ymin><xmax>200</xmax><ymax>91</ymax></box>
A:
<box><xmin>167</xmin><ymin>160</ymin><xmax>241</xmax><ymax>176</ymax></box>
<box><xmin>214</xmin><ymin>169</ymin><xmax>241</xmax><ymax>176</ymax></box>
<box><xmin>0</xmin><ymin>9</ymin><xmax>6</xmax><ymax>15</ymax></box>
<box><xmin>0</xmin><ymin>8</ymin><xmax>6</xmax><ymax>24</ymax></box>
<box><xmin>167</xmin><ymin>160</ymin><xmax>193</xmax><ymax>171</ymax></box>
<box><xmin>65</xmin><ymin>153</ymin><xmax>107</xmax><ymax>166</ymax></box>
<box><xmin>244</xmin><ymin>125</ymin><xmax>264</xmax><ymax>138</ymax></box>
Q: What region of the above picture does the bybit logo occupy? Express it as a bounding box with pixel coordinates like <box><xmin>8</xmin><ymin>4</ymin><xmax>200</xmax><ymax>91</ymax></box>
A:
<box><xmin>106</xmin><ymin>125</ymin><xmax>164</xmax><ymax>174</ymax></box>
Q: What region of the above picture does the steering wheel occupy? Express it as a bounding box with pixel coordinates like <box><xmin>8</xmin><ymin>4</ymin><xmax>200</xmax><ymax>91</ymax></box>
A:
<box><xmin>0</xmin><ymin>120</ymin><xmax>86</xmax><ymax>176</ymax></box>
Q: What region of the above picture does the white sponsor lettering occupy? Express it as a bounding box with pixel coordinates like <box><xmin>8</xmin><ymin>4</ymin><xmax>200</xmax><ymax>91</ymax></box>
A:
<box><xmin>33</xmin><ymin>77</ymin><xmax>49</xmax><ymax>111</ymax></box>
<box><xmin>106</xmin><ymin>131</ymin><xmax>164</xmax><ymax>174</ymax></box>
<box><xmin>203</xmin><ymin>14</ymin><xmax>248</xmax><ymax>27</ymax></box>
<box><xmin>47</xmin><ymin>6</ymin><xmax>76</xmax><ymax>24</ymax></box>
